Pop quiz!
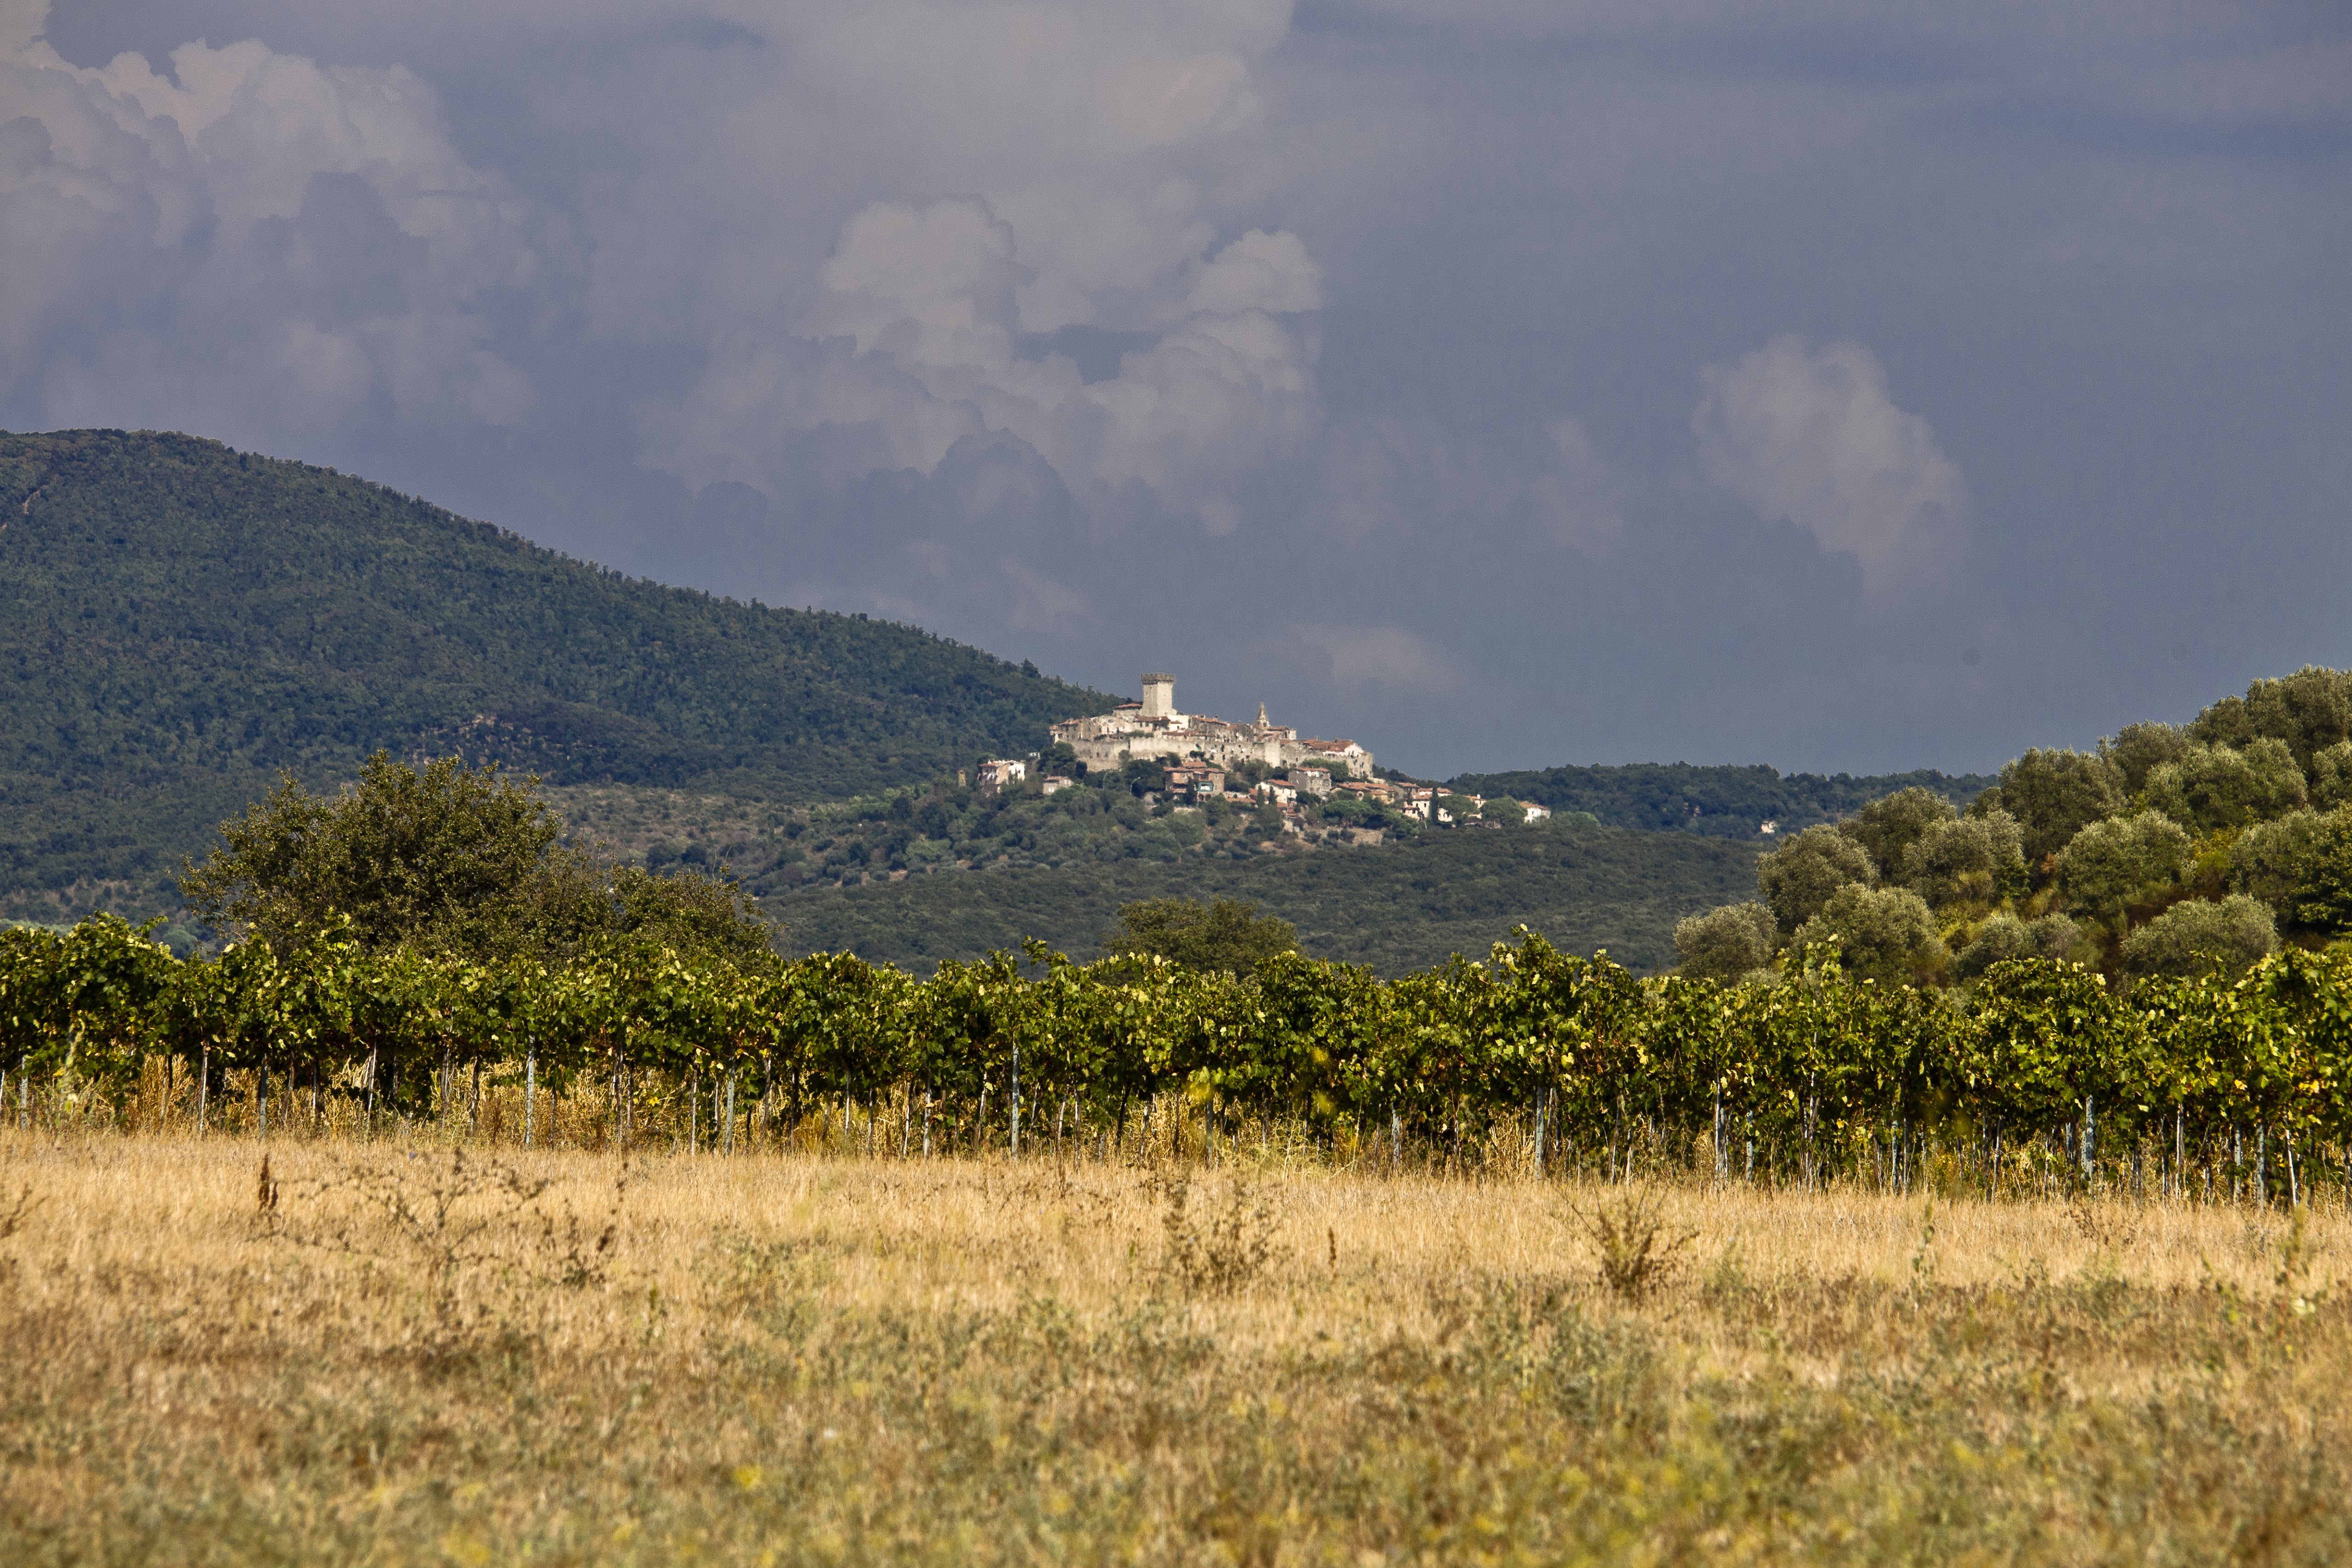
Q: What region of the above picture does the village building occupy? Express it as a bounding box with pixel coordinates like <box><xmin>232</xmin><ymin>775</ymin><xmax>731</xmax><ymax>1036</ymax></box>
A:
<box><xmin>976</xmin><ymin>758</ymin><xmax>1026</xmax><ymax>795</ymax></box>
<box><xmin>1051</xmin><ymin>675</ymin><xmax>1375</xmax><ymax>779</ymax></box>
<box><xmin>1520</xmin><ymin>801</ymin><xmax>1551</xmax><ymax>824</ymax></box>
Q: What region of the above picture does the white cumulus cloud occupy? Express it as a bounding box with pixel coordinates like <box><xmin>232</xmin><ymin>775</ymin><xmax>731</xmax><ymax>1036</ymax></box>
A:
<box><xmin>0</xmin><ymin>14</ymin><xmax>543</xmax><ymax>443</ymax></box>
<box><xmin>1693</xmin><ymin>335</ymin><xmax>1967</xmax><ymax>597</ymax></box>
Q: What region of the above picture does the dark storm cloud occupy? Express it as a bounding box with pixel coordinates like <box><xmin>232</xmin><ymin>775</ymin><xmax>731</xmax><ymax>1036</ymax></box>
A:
<box><xmin>7</xmin><ymin>0</ymin><xmax>2349</xmax><ymax>776</ymax></box>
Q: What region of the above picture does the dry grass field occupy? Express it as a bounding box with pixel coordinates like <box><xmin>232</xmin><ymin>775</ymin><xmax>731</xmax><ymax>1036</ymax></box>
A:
<box><xmin>0</xmin><ymin>1130</ymin><xmax>2346</xmax><ymax>1565</ymax></box>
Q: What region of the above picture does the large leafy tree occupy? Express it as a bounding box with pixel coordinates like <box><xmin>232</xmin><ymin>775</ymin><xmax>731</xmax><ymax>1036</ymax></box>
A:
<box><xmin>181</xmin><ymin>751</ymin><xmax>775</xmax><ymax>964</ymax></box>
<box><xmin>1984</xmin><ymin>747</ymin><xmax>2124</xmax><ymax>866</ymax></box>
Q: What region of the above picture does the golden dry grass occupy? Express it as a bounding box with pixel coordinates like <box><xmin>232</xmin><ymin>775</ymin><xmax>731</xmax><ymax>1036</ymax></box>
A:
<box><xmin>1</xmin><ymin>1129</ymin><xmax>2346</xmax><ymax>1565</ymax></box>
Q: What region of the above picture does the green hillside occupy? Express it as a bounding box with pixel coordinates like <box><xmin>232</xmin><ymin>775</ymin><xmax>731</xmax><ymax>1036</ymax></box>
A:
<box><xmin>765</xmin><ymin>819</ymin><xmax>1760</xmax><ymax>976</ymax></box>
<box><xmin>0</xmin><ymin>429</ymin><xmax>1114</xmax><ymax>922</ymax></box>
<box><xmin>1447</xmin><ymin>761</ymin><xmax>1998</xmax><ymax>839</ymax></box>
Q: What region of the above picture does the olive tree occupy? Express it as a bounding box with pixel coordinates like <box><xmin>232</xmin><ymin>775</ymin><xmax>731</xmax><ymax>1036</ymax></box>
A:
<box><xmin>2052</xmin><ymin>813</ymin><xmax>2193</xmax><ymax>923</ymax></box>
<box><xmin>1837</xmin><ymin>787</ymin><xmax>1956</xmax><ymax>881</ymax></box>
<box><xmin>1790</xmin><ymin>883</ymin><xmax>1942</xmax><ymax>985</ymax></box>
<box><xmin>2309</xmin><ymin>740</ymin><xmax>2352</xmax><ymax>810</ymax></box>
<box><xmin>2098</xmin><ymin>721</ymin><xmax>2194</xmax><ymax>796</ymax></box>
<box><xmin>2118</xmin><ymin>895</ymin><xmax>2277</xmax><ymax>980</ymax></box>
<box><xmin>1756</xmin><ymin>825</ymin><xmax>1876</xmax><ymax>936</ymax></box>
<box><xmin>2142</xmin><ymin>738</ymin><xmax>2307</xmax><ymax>833</ymax></box>
<box><xmin>1901</xmin><ymin>810</ymin><xmax>2025</xmax><ymax>909</ymax></box>
<box><xmin>1673</xmin><ymin>902</ymin><xmax>1778</xmax><ymax>985</ymax></box>
<box><xmin>1985</xmin><ymin>747</ymin><xmax>2125</xmax><ymax>865</ymax></box>
<box><xmin>2290</xmin><ymin>810</ymin><xmax>2352</xmax><ymax>934</ymax></box>
<box><xmin>2190</xmin><ymin>665</ymin><xmax>2352</xmax><ymax>772</ymax></box>
<box><xmin>2230</xmin><ymin>809</ymin><xmax>2329</xmax><ymax>914</ymax></box>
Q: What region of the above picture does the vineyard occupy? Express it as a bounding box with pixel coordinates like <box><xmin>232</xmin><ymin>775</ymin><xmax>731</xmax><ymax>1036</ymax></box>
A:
<box><xmin>6</xmin><ymin>915</ymin><xmax>2349</xmax><ymax>1206</ymax></box>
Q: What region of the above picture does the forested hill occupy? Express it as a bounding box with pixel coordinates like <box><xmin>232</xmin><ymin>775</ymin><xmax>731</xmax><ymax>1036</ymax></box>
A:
<box><xmin>1446</xmin><ymin>762</ymin><xmax>1998</xmax><ymax>840</ymax></box>
<box><xmin>0</xmin><ymin>429</ymin><xmax>1114</xmax><ymax>920</ymax></box>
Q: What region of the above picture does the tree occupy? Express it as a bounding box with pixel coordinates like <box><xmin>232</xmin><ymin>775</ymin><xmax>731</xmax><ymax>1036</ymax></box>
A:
<box><xmin>1437</xmin><ymin>793</ymin><xmax>1483</xmax><ymax>823</ymax></box>
<box><xmin>2231</xmin><ymin>810</ymin><xmax>2329</xmax><ymax>916</ymax></box>
<box><xmin>2098</xmin><ymin>721</ymin><xmax>2194</xmax><ymax>796</ymax></box>
<box><xmin>2309</xmin><ymin>740</ymin><xmax>2352</xmax><ymax>811</ymax></box>
<box><xmin>182</xmin><ymin>752</ymin><xmax>577</xmax><ymax>956</ymax></box>
<box><xmin>1985</xmin><ymin>748</ymin><xmax>2124</xmax><ymax>865</ymax></box>
<box><xmin>1791</xmin><ymin>884</ymin><xmax>1941</xmax><ymax>985</ymax></box>
<box><xmin>2191</xmin><ymin>665</ymin><xmax>2352</xmax><ymax>772</ymax></box>
<box><xmin>1673</xmin><ymin>902</ymin><xmax>1777</xmax><ymax>985</ymax></box>
<box><xmin>2143</xmin><ymin>739</ymin><xmax>2307</xmax><ymax>833</ymax></box>
<box><xmin>1756</xmin><ymin>825</ymin><xmax>1876</xmax><ymax>937</ymax></box>
<box><xmin>1096</xmin><ymin>898</ymin><xmax>1297</xmax><ymax>976</ymax></box>
<box><xmin>1901</xmin><ymin>810</ymin><xmax>2024</xmax><ymax>909</ymax></box>
<box><xmin>2119</xmin><ymin>895</ymin><xmax>2277</xmax><ymax>980</ymax></box>
<box><xmin>2291</xmin><ymin>810</ymin><xmax>2352</xmax><ymax>934</ymax></box>
<box><xmin>2053</xmin><ymin>813</ymin><xmax>2193</xmax><ymax>923</ymax></box>
<box><xmin>180</xmin><ymin>751</ymin><xmax>776</xmax><ymax>964</ymax></box>
<box><xmin>1953</xmin><ymin>911</ymin><xmax>2081</xmax><ymax>981</ymax></box>
<box><xmin>1838</xmin><ymin>786</ymin><xmax>1955</xmax><ymax>881</ymax></box>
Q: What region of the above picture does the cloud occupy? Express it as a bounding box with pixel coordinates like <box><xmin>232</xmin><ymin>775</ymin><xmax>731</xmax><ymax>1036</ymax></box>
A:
<box><xmin>0</xmin><ymin>17</ymin><xmax>543</xmax><ymax>443</ymax></box>
<box><xmin>11</xmin><ymin>0</ymin><xmax>2351</xmax><ymax>777</ymax></box>
<box><xmin>1187</xmin><ymin>228</ymin><xmax>1324</xmax><ymax>315</ymax></box>
<box><xmin>1693</xmin><ymin>336</ymin><xmax>1966</xmax><ymax>598</ymax></box>
<box><xmin>646</xmin><ymin>195</ymin><xmax>1325</xmax><ymax>534</ymax></box>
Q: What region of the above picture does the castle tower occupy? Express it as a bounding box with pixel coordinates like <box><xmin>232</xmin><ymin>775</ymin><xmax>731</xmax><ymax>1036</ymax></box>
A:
<box><xmin>1142</xmin><ymin>673</ymin><xmax>1177</xmax><ymax>720</ymax></box>
<box><xmin>1256</xmin><ymin>701</ymin><xmax>1269</xmax><ymax>727</ymax></box>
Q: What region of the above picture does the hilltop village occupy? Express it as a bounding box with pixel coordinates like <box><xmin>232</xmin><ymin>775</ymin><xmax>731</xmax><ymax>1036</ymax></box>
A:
<box><xmin>980</xmin><ymin>673</ymin><xmax>1549</xmax><ymax>839</ymax></box>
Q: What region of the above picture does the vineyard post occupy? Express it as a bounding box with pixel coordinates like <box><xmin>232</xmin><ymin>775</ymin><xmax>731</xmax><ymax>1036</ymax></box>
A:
<box><xmin>922</xmin><ymin>1085</ymin><xmax>933</xmax><ymax>1158</ymax></box>
<box><xmin>259</xmin><ymin>1059</ymin><xmax>268</xmax><ymax>1140</ymax></box>
<box><xmin>724</xmin><ymin>1070</ymin><xmax>736</xmax><ymax>1156</ymax></box>
<box><xmin>1009</xmin><ymin>1041</ymin><xmax>1021</xmax><ymax>1159</ymax></box>
<box><xmin>1712</xmin><ymin>1079</ymin><xmax>1725</xmax><ymax>1184</ymax></box>
<box><xmin>2082</xmin><ymin>1096</ymin><xmax>2095</xmax><ymax>1187</ymax></box>
<box><xmin>2257</xmin><ymin>1126</ymin><xmax>2267</xmax><ymax>1207</ymax></box>
<box><xmin>524</xmin><ymin>1043</ymin><xmax>535</xmax><ymax>1149</ymax></box>
<box><xmin>197</xmin><ymin>1043</ymin><xmax>209</xmax><ymax>1134</ymax></box>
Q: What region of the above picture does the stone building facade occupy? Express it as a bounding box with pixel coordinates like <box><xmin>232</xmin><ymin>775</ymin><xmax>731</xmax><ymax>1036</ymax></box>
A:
<box><xmin>1050</xmin><ymin>675</ymin><xmax>1376</xmax><ymax>779</ymax></box>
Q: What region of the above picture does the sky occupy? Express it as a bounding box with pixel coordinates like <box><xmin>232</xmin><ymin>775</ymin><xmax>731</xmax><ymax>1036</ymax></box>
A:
<box><xmin>4</xmin><ymin>0</ymin><xmax>2348</xmax><ymax>779</ymax></box>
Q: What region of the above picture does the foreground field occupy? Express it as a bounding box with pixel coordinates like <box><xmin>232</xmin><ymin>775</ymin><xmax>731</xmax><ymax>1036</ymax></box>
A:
<box><xmin>1</xmin><ymin>1136</ymin><xmax>2346</xmax><ymax>1565</ymax></box>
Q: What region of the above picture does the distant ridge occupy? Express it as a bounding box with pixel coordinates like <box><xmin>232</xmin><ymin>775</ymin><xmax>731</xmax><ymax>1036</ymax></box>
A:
<box><xmin>0</xmin><ymin>429</ymin><xmax>1115</xmax><ymax>921</ymax></box>
<box><xmin>1445</xmin><ymin>762</ymin><xmax>1999</xmax><ymax>839</ymax></box>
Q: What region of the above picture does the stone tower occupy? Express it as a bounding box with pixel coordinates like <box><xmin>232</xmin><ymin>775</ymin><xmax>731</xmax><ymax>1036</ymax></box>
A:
<box><xmin>1142</xmin><ymin>673</ymin><xmax>1177</xmax><ymax>720</ymax></box>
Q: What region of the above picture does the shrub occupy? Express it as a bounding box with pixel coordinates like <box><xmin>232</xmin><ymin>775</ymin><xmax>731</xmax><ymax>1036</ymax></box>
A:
<box><xmin>1791</xmin><ymin>883</ymin><xmax>1940</xmax><ymax>984</ymax></box>
<box><xmin>1672</xmin><ymin>902</ymin><xmax>1777</xmax><ymax>985</ymax></box>
<box><xmin>2118</xmin><ymin>895</ymin><xmax>2277</xmax><ymax>979</ymax></box>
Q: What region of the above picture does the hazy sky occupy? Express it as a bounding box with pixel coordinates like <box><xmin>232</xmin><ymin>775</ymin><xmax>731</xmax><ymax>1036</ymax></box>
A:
<box><xmin>6</xmin><ymin>1</ymin><xmax>2347</xmax><ymax>777</ymax></box>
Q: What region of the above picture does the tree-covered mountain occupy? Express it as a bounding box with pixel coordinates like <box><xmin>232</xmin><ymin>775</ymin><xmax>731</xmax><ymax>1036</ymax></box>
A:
<box><xmin>0</xmin><ymin>429</ymin><xmax>1114</xmax><ymax>922</ymax></box>
<box><xmin>1445</xmin><ymin>761</ymin><xmax>1997</xmax><ymax>839</ymax></box>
